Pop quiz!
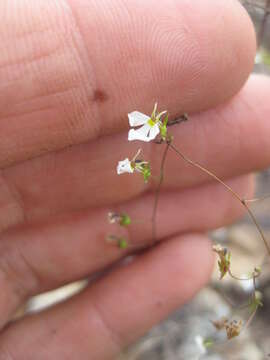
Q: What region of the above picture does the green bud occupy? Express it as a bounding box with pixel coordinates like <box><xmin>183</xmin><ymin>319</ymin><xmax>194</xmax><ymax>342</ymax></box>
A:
<box><xmin>142</xmin><ymin>166</ymin><xmax>151</xmax><ymax>183</ymax></box>
<box><xmin>203</xmin><ymin>338</ymin><xmax>214</xmax><ymax>348</ymax></box>
<box><xmin>249</xmin><ymin>291</ymin><xmax>263</xmax><ymax>313</ymax></box>
<box><xmin>118</xmin><ymin>238</ymin><xmax>128</xmax><ymax>249</ymax></box>
<box><xmin>254</xmin><ymin>266</ymin><xmax>261</xmax><ymax>276</ymax></box>
<box><xmin>160</xmin><ymin>114</ymin><xmax>168</xmax><ymax>141</ymax></box>
<box><xmin>120</xmin><ymin>214</ymin><xmax>131</xmax><ymax>226</ymax></box>
<box><xmin>107</xmin><ymin>235</ymin><xmax>128</xmax><ymax>249</ymax></box>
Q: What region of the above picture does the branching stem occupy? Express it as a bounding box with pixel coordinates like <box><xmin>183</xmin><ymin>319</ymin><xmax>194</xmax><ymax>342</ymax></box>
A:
<box><xmin>152</xmin><ymin>141</ymin><xmax>170</xmax><ymax>244</ymax></box>
<box><xmin>244</xmin><ymin>194</ymin><xmax>270</xmax><ymax>203</ymax></box>
<box><xmin>169</xmin><ymin>143</ymin><xmax>270</xmax><ymax>256</ymax></box>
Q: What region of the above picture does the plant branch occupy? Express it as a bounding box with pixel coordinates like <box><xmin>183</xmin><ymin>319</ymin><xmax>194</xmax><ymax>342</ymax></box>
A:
<box><xmin>244</xmin><ymin>194</ymin><xmax>270</xmax><ymax>203</ymax></box>
<box><xmin>152</xmin><ymin>141</ymin><xmax>170</xmax><ymax>244</ymax></box>
<box><xmin>169</xmin><ymin>143</ymin><xmax>270</xmax><ymax>256</ymax></box>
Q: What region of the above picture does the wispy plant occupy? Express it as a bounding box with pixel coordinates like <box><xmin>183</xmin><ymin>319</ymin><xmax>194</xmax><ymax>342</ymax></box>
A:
<box><xmin>107</xmin><ymin>103</ymin><xmax>270</xmax><ymax>350</ymax></box>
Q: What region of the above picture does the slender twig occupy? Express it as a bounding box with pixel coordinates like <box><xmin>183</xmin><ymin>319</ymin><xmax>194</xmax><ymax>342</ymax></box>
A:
<box><xmin>228</xmin><ymin>270</ymin><xmax>253</xmax><ymax>282</ymax></box>
<box><xmin>212</xmin><ymin>284</ymin><xmax>252</xmax><ymax>310</ymax></box>
<box><xmin>152</xmin><ymin>141</ymin><xmax>170</xmax><ymax>244</ymax></box>
<box><xmin>244</xmin><ymin>194</ymin><xmax>270</xmax><ymax>203</ymax></box>
<box><xmin>241</xmin><ymin>276</ymin><xmax>259</xmax><ymax>331</ymax></box>
<box><xmin>169</xmin><ymin>143</ymin><xmax>270</xmax><ymax>256</ymax></box>
<box><xmin>228</xmin><ymin>269</ymin><xmax>260</xmax><ymax>282</ymax></box>
<box><xmin>244</xmin><ymin>306</ymin><xmax>258</xmax><ymax>331</ymax></box>
<box><xmin>167</xmin><ymin>113</ymin><xmax>188</xmax><ymax>127</ymax></box>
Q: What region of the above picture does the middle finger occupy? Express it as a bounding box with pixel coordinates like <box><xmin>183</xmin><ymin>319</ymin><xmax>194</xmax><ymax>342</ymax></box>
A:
<box><xmin>2</xmin><ymin>75</ymin><xmax>270</xmax><ymax>225</ymax></box>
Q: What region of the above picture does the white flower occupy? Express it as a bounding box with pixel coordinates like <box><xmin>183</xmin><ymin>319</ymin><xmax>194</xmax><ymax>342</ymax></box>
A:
<box><xmin>128</xmin><ymin>111</ymin><xmax>160</xmax><ymax>142</ymax></box>
<box><xmin>194</xmin><ymin>335</ymin><xmax>207</xmax><ymax>356</ymax></box>
<box><xmin>128</xmin><ymin>104</ymin><xmax>166</xmax><ymax>142</ymax></box>
<box><xmin>116</xmin><ymin>149</ymin><xmax>151</xmax><ymax>182</ymax></box>
<box><xmin>117</xmin><ymin>158</ymin><xmax>134</xmax><ymax>174</ymax></box>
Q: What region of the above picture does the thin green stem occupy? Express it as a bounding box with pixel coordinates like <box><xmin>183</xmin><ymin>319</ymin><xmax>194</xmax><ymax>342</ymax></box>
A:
<box><xmin>243</xmin><ymin>275</ymin><xmax>258</xmax><ymax>331</ymax></box>
<box><xmin>152</xmin><ymin>142</ymin><xmax>170</xmax><ymax>244</ymax></box>
<box><xmin>244</xmin><ymin>306</ymin><xmax>258</xmax><ymax>331</ymax></box>
<box><xmin>169</xmin><ymin>143</ymin><xmax>270</xmax><ymax>256</ymax></box>
<box><xmin>228</xmin><ymin>270</ymin><xmax>254</xmax><ymax>282</ymax></box>
<box><xmin>244</xmin><ymin>194</ymin><xmax>270</xmax><ymax>203</ymax></box>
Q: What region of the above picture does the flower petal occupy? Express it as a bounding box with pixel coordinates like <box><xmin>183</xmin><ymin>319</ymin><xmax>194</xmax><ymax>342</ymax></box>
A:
<box><xmin>128</xmin><ymin>123</ymin><xmax>152</xmax><ymax>142</ymax></box>
<box><xmin>195</xmin><ymin>336</ymin><xmax>207</xmax><ymax>355</ymax></box>
<box><xmin>128</xmin><ymin>111</ymin><xmax>150</xmax><ymax>127</ymax></box>
<box><xmin>148</xmin><ymin>123</ymin><xmax>160</xmax><ymax>140</ymax></box>
<box><xmin>117</xmin><ymin>158</ymin><xmax>134</xmax><ymax>174</ymax></box>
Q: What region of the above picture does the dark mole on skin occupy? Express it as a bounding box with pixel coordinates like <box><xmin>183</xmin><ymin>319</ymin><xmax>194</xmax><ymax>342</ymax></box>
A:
<box><xmin>155</xmin><ymin>300</ymin><xmax>164</xmax><ymax>308</ymax></box>
<box><xmin>50</xmin><ymin>328</ymin><xmax>57</xmax><ymax>336</ymax></box>
<box><xmin>92</xmin><ymin>89</ymin><xmax>109</xmax><ymax>103</ymax></box>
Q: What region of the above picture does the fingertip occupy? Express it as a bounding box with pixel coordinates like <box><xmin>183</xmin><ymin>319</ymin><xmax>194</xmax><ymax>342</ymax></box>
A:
<box><xmin>134</xmin><ymin>233</ymin><xmax>215</xmax><ymax>305</ymax></box>
<box><xmin>88</xmin><ymin>233</ymin><xmax>215</xmax><ymax>350</ymax></box>
<box><xmin>169</xmin><ymin>234</ymin><xmax>215</xmax><ymax>293</ymax></box>
<box><xmin>0</xmin><ymin>0</ymin><xmax>257</xmax><ymax>167</ymax></box>
<box><xmin>171</xmin><ymin>0</ymin><xmax>257</xmax><ymax>111</ymax></box>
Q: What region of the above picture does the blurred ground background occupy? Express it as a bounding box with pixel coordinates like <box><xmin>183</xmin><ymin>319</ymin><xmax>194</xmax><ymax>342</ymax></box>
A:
<box><xmin>24</xmin><ymin>2</ymin><xmax>270</xmax><ymax>359</ymax></box>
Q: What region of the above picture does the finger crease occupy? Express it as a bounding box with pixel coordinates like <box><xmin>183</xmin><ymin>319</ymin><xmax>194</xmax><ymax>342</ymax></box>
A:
<box><xmin>89</xmin><ymin>298</ymin><xmax>124</xmax><ymax>352</ymax></box>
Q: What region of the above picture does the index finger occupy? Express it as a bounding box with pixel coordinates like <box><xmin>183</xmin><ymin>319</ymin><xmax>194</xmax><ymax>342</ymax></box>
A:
<box><xmin>0</xmin><ymin>234</ymin><xmax>214</xmax><ymax>359</ymax></box>
<box><xmin>0</xmin><ymin>0</ymin><xmax>255</xmax><ymax>167</ymax></box>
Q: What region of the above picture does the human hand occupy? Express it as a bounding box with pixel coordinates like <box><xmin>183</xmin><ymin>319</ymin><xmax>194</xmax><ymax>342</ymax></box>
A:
<box><xmin>0</xmin><ymin>0</ymin><xmax>267</xmax><ymax>358</ymax></box>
